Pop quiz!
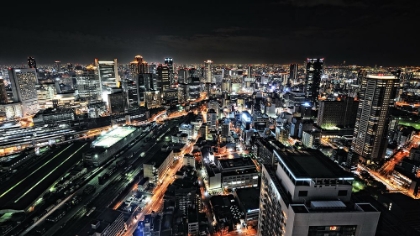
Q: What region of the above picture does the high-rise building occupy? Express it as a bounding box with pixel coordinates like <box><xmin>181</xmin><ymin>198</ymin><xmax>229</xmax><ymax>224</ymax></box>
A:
<box><xmin>305</xmin><ymin>58</ymin><xmax>324</xmax><ymax>105</ymax></box>
<box><xmin>258</xmin><ymin>149</ymin><xmax>380</xmax><ymax>236</ymax></box>
<box><xmin>27</xmin><ymin>56</ymin><xmax>37</xmax><ymax>70</ymax></box>
<box><xmin>289</xmin><ymin>64</ymin><xmax>298</xmax><ymax>85</ymax></box>
<box><xmin>316</xmin><ymin>96</ymin><xmax>359</xmax><ymax>129</ymax></box>
<box><xmin>130</xmin><ymin>55</ymin><xmax>148</xmax><ymax>74</ymax></box>
<box><xmin>74</xmin><ymin>64</ymin><xmax>101</xmax><ymax>102</ymax></box>
<box><xmin>178</xmin><ymin>68</ymin><xmax>188</xmax><ymax>84</ymax></box>
<box><xmin>55</xmin><ymin>60</ymin><xmax>61</xmax><ymax>72</ymax></box>
<box><xmin>8</xmin><ymin>68</ymin><xmax>39</xmax><ymax>116</ymax></box>
<box><xmin>157</xmin><ymin>64</ymin><xmax>170</xmax><ymax>92</ymax></box>
<box><xmin>164</xmin><ymin>57</ymin><xmax>175</xmax><ymax>86</ymax></box>
<box><xmin>204</xmin><ymin>60</ymin><xmax>213</xmax><ymax>83</ymax></box>
<box><xmin>350</xmin><ymin>72</ymin><xmax>399</xmax><ymax>162</ymax></box>
<box><xmin>95</xmin><ymin>58</ymin><xmax>119</xmax><ymax>102</ymax></box>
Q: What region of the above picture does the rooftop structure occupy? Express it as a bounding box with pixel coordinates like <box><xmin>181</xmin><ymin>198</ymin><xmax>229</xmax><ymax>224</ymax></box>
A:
<box><xmin>92</xmin><ymin>126</ymin><xmax>136</xmax><ymax>149</ymax></box>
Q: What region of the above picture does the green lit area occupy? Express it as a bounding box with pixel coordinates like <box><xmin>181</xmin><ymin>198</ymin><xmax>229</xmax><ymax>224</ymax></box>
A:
<box><xmin>352</xmin><ymin>180</ymin><xmax>366</xmax><ymax>193</ymax></box>
<box><xmin>322</xmin><ymin>125</ymin><xmax>341</xmax><ymax>130</ymax></box>
<box><xmin>398</xmin><ymin>120</ymin><xmax>420</xmax><ymax>130</ymax></box>
<box><xmin>0</xmin><ymin>213</ymin><xmax>14</xmax><ymax>223</ymax></box>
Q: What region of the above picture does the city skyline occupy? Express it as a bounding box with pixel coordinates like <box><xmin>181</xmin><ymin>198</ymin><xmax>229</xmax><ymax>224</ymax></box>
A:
<box><xmin>1</xmin><ymin>1</ymin><xmax>419</xmax><ymax>66</ymax></box>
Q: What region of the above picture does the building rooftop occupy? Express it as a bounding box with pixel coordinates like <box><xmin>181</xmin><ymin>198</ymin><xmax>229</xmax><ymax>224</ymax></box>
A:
<box><xmin>145</xmin><ymin>149</ymin><xmax>172</xmax><ymax>168</ymax></box>
<box><xmin>92</xmin><ymin>126</ymin><xmax>137</xmax><ymax>148</ymax></box>
<box><xmin>235</xmin><ymin>187</ymin><xmax>260</xmax><ymax>211</ymax></box>
<box><xmin>218</xmin><ymin>157</ymin><xmax>255</xmax><ymax>170</ymax></box>
<box><xmin>274</xmin><ymin>148</ymin><xmax>354</xmax><ymax>179</ymax></box>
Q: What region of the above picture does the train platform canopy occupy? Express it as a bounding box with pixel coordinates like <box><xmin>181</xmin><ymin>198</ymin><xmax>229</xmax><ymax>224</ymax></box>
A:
<box><xmin>92</xmin><ymin>126</ymin><xmax>136</xmax><ymax>148</ymax></box>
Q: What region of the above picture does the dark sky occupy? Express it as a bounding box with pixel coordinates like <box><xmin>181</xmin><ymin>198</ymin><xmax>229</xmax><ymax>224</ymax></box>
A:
<box><xmin>1</xmin><ymin>0</ymin><xmax>418</xmax><ymax>66</ymax></box>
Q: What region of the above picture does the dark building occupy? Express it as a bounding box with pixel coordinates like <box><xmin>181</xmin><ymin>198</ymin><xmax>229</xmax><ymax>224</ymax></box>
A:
<box><xmin>157</xmin><ymin>64</ymin><xmax>170</xmax><ymax>93</ymax></box>
<box><xmin>289</xmin><ymin>64</ymin><xmax>298</xmax><ymax>84</ymax></box>
<box><xmin>107</xmin><ymin>91</ymin><xmax>126</xmax><ymax>114</ymax></box>
<box><xmin>317</xmin><ymin>96</ymin><xmax>359</xmax><ymax>129</ymax></box>
<box><xmin>305</xmin><ymin>58</ymin><xmax>324</xmax><ymax>105</ymax></box>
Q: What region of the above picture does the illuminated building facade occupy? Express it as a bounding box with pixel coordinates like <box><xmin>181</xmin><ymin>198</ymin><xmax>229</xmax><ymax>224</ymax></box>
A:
<box><xmin>305</xmin><ymin>58</ymin><xmax>324</xmax><ymax>105</ymax></box>
<box><xmin>204</xmin><ymin>60</ymin><xmax>213</xmax><ymax>83</ymax></box>
<box><xmin>157</xmin><ymin>64</ymin><xmax>170</xmax><ymax>93</ymax></box>
<box><xmin>27</xmin><ymin>56</ymin><xmax>37</xmax><ymax>69</ymax></box>
<box><xmin>164</xmin><ymin>57</ymin><xmax>175</xmax><ymax>86</ymax></box>
<box><xmin>95</xmin><ymin>58</ymin><xmax>119</xmax><ymax>102</ymax></box>
<box><xmin>130</xmin><ymin>55</ymin><xmax>149</xmax><ymax>74</ymax></box>
<box><xmin>258</xmin><ymin>149</ymin><xmax>380</xmax><ymax>236</ymax></box>
<box><xmin>75</xmin><ymin>65</ymin><xmax>101</xmax><ymax>102</ymax></box>
<box><xmin>8</xmin><ymin>68</ymin><xmax>39</xmax><ymax>116</ymax></box>
<box><xmin>351</xmin><ymin>73</ymin><xmax>399</xmax><ymax>162</ymax></box>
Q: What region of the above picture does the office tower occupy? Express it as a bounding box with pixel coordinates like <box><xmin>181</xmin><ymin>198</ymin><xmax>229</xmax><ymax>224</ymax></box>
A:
<box><xmin>130</xmin><ymin>55</ymin><xmax>149</xmax><ymax>74</ymax></box>
<box><xmin>289</xmin><ymin>64</ymin><xmax>298</xmax><ymax>85</ymax></box>
<box><xmin>317</xmin><ymin>96</ymin><xmax>359</xmax><ymax>129</ymax></box>
<box><xmin>75</xmin><ymin>64</ymin><xmax>101</xmax><ymax>102</ymax></box>
<box><xmin>27</xmin><ymin>56</ymin><xmax>37</xmax><ymax>69</ymax></box>
<box><xmin>247</xmin><ymin>65</ymin><xmax>253</xmax><ymax>78</ymax></box>
<box><xmin>221</xmin><ymin>119</ymin><xmax>230</xmax><ymax>137</ymax></box>
<box><xmin>164</xmin><ymin>57</ymin><xmax>175</xmax><ymax>86</ymax></box>
<box><xmin>258</xmin><ymin>150</ymin><xmax>380</xmax><ymax>236</ymax></box>
<box><xmin>204</xmin><ymin>60</ymin><xmax>213</xmax><ymax>83</ymax></box>
<box><xmin>351</xmin><ymin>72</ymin><xmax>399</xmax><ymax>162</ymax></box>
<box><xmin>95</xmin><ymin>58</ymin><xmax>119</xmax><ymax>102</ymax></box>
<box><xmin>178</xmin><ymin>68</ymin><xmax>188</xmax><ymax>84</ymax></box>
<box><xmin>107</xmin><ymin>91</ymin><xmax>126</xmax><ymax>114</ymax></box>
<box><xmin>157</xmin><ymin>64</ymin><xmax>170</xmax><ymax>92</ymax></box>
<box><xmin>305</xmin><ymin>58</ymin><xmax>324</xmax><ymax>105</ymax></box>
<box><xmin>55</xmin><ymin>60</ymin><xmax>61</xmax><ymax>72</ymax></box>
<box><xmin>149</xmin><ymin>63</ymin><xmax>157</xmax><ymax>74</ymax></box>
<box><xmin>137</xmin><ymin>73</ymin><xmax>158</xmax><ymax>107</ymax></box>
<box><xmin>8</xmin><ymin>68</ymin><xmax>39</xmax><ymax>116</ymax></box>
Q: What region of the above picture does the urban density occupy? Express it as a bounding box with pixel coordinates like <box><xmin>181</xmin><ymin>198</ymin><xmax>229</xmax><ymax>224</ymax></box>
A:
<box><xmin>0</xmin><ymin>53</ymin><xmax>420</xmax><ymax>236</ymax></box>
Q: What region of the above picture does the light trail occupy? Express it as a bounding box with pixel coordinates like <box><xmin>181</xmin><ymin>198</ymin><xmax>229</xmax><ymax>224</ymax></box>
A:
<box><xmin>0</xmin><ymin>143</ymin><xmax>74</xmax><ymax>199</ymax></box>
<box><xmin>15</xmin><ymin>143</ymin><xmax>87</xmax><ymax>203</ymax></box>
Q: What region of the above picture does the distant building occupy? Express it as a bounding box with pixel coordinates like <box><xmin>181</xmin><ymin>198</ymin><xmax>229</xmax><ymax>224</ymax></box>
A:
<box><xmin>204</xmin><ymin>60</ymin><xmax>213</xmax><ymax>83</ymax></box>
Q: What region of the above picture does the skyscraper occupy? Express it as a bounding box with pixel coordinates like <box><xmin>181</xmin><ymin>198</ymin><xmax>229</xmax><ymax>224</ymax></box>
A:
<box><xmin>305</xmin><ymin>58</ymin><xmax>324</xmax><ymax>105</ymax></box>
<box><xmin>351</xmin><ymin>72</ymin><xmax>399</xmax><ymax>162</ymax></box>
<box><xmin>164</xmin><ymin>57</ymin><xmax>175</xmax><ymax>86</ymax></box>
<box><xmin>94</xmin><ymin>58</ymin><xmax>119</xmax><ymax>102</ymax></box>
<box><xmin>204</xmin><ymin>60</ymin><xmax>213</xmax><ymax>83</ymax></box>
<box><xmin>289</xmin><ymin>64</ymin><xmax>298</xmax><ymax>85</ymax></box>
<box><xmin>157</xmin><ymin>64</ymin><xmax>170</xmax><ymax>93</ymax></box>
<box><xmin>8</xmin><ymin>68</ymin><xmax>39</xmax><ymax>116</ymax></box>
<box><xmin>130</xmin><ymin>55</ymin><xmax>148</xmax><ymax>74</ymax></box>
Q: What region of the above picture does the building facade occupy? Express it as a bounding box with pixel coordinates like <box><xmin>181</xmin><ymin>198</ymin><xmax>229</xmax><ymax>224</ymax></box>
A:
<box><xmin>351</xmin><ymin>73</ymin><xmax>399</xmax><ymax>162</ymax></box>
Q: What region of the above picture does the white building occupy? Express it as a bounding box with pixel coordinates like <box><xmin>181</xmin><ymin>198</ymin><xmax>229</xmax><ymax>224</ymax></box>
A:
<box><xmin>258</xmin><ymin>149</ymin><xmax>380</xmax><ymax>236</ymax></box>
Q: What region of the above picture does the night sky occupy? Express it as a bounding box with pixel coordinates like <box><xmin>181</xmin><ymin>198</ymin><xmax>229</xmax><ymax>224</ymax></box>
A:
<box><xmin>1</xmin><ymin>0</ymin><xmax>418</xmax><ymax>66</ymax></box>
